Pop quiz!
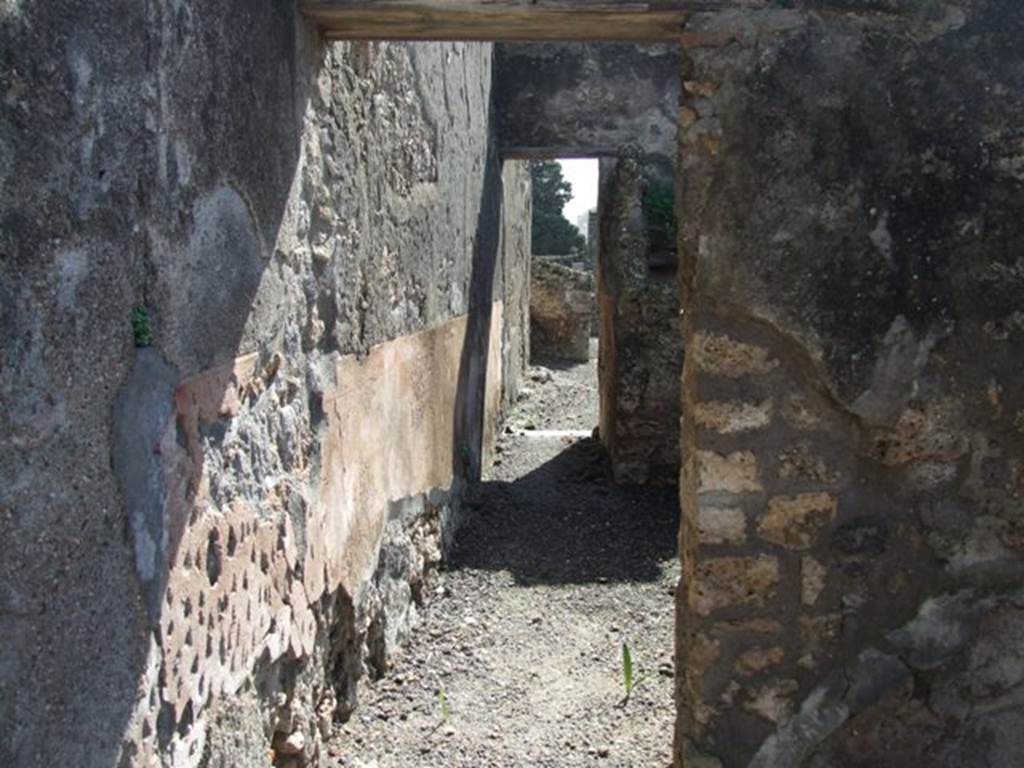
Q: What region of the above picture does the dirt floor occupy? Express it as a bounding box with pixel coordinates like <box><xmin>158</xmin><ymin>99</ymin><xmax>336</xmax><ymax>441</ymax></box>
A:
<box><xmin>330</xmin><ymin>341</ymin><xmax>680</xmax><ymax>767</ymax></box>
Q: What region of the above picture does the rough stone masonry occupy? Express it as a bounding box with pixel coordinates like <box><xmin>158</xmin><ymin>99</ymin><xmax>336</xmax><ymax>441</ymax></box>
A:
<box><xmin>598</xmin><ymin>146</ymin><xmax>683</xmax><ymax>485</ymax></box>
<box><xmin>529</xmin><ymin>257</ymin><xmax>593</xmax><ymax>363</ymax></box>
<box><xmin>2</xmin><ymin>1</ymin><xmax>1024</xmax><ymax>767</ymax></box>
<box><xmin>676</xmin><ymin>2</ymin><xmax>1024</xmax><ymax>766</ymax></box>
<box><xmin>498</xmin><ymin>43</ymin><xmax>685</xmax><ymax>485</ymax></box>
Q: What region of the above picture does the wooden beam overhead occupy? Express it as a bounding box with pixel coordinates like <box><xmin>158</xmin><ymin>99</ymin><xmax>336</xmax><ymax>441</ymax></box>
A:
<box><xmin>500</xmin><ymin>145</ymin><xmax>620</xmax><ymax>159</ymax></box>
<box><xmin>301</xmin><ymin>1</ymin><xmax>703</xmax><ymax>42</ymax></box>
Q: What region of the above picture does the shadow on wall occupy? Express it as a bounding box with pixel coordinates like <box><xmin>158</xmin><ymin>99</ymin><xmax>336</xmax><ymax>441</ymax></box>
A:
<box><xmin>451</xmin><ymin>438</ymin><xmax>679</xmax><ymax>586</ymax></box>
<box><xmin>452</xmin><ymin>110</ymin><xmax>503</xmax><ymax>487</ymax></box>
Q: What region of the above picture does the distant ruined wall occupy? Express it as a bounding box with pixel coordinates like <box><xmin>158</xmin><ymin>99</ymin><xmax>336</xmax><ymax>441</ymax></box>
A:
<box><xmin>0</xmin><ymin>3</ymin><xmax>528</xmax><ymax>766</ymax></box>
<box><xmin>676</xmin><ymin>2</ymin><xmax>1024</xmax><ymax>766</ymax></box>
<box><xmin>530</xmin><ymin>257</ymin><xmax>594</xmax><ymax>363</ymax></box>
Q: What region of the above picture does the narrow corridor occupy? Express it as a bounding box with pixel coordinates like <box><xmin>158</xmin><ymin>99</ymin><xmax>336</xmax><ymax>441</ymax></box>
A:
<box><xmin>331</xmin><ymin>342</ymin><xmax>680</xmax><ymax>767</ymax></box>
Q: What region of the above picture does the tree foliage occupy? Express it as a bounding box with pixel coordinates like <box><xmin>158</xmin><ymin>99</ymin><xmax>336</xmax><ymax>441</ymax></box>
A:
<box><xmin>530</xmin><ymin>160</ymin><xmax>586</xmax><ymax>256</ymax></box>
<box><xmin>642</xmin><ymin>181</ymin><xmax>677</xmax><ymax>254</ymax></box>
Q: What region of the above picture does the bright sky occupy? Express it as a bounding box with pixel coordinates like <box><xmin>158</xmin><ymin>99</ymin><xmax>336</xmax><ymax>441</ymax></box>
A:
<box><xmin>558</xmin><ymin>158</ymin><xmax>599</xmax><ymax>229</ymax></box>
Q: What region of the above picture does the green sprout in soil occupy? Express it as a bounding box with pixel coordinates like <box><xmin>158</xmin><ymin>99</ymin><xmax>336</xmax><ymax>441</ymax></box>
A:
<box><xmin>438</xmin><ymin>683</ymin><xmax>450</xmax><ymax>723</ymax></box>
<box><xmin>620</xmin><ymin>641</ymin><xmax>650</xmax><ymax>706</ymax></box>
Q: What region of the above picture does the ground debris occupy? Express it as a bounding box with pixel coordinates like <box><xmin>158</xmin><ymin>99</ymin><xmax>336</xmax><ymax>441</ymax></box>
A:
<box><xmin>329</xmin><ymin>343</ymin><xmax>679</xmax><ymax>767</ymax></box>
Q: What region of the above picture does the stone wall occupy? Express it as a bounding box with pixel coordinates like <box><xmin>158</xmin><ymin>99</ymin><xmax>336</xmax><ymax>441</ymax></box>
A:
<box><xmin>495</xmin><ymin>42</ymin><xmax>679</xmax><ymax>165</ymax></box>
<box><xmin>499</xmin><ymin>161</ymin><xmax>533</xmax><ymax>413</ymax></box>
<box><xmin>530</xmin><ymin>257</ymin><xmax>594</xmax><ymax>362</ymax></box>
<box><xmin>0</xmin><ymin>3</ymin><xmax>529</xmax><ymax>765</ymax></box>
<box><xmin>675</xmin><ymin>2</ymin><xmax>1024</xmax><ymax>766</ymax></box>
<box><xmin>598</xmin><ymin>148</ymin><xmax>682</xmax><ymax>485</ymax></box>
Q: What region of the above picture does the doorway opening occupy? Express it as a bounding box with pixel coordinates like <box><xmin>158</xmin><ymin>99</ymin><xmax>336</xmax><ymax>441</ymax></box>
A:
<box><xmin>327</xmin><ymin>148</ymin><xmax>681</xmax><ymax>765</ymax></box>
<box><xmin>528</xmin><ymin>157</ymin><xmax>600</xmax><ymax>434</ymax></box>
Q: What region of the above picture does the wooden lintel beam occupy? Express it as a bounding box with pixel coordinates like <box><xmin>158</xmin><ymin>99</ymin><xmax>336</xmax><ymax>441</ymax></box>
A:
<box><xmin>500</xmin><ymin>145</ymin><xmax>621</xmax><ymax>159</ymax></box>
<box><xmin>301</xmin><ymin>2</ymin><xmax>701</xmax><ymax>42</ymax></box>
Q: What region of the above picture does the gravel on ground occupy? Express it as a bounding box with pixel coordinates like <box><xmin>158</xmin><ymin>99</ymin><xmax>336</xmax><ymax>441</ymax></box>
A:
<box><xmin>328</xmin><ymin>340</ymin><xmax>681</xmax><ymax>768</ymax></box>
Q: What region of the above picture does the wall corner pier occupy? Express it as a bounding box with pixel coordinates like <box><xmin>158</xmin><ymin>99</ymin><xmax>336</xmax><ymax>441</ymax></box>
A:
<box><xmin>675</xmin><ymin>2</ymin><xmax>1024</xmax><ymax>766</ymax></box>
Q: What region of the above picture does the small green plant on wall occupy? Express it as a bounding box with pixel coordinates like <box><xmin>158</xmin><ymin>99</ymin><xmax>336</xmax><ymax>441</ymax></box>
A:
<box><xmin>131</xmin><ymin>306</ymin><xmax>153</xmax><ymax>347</ymax></box>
